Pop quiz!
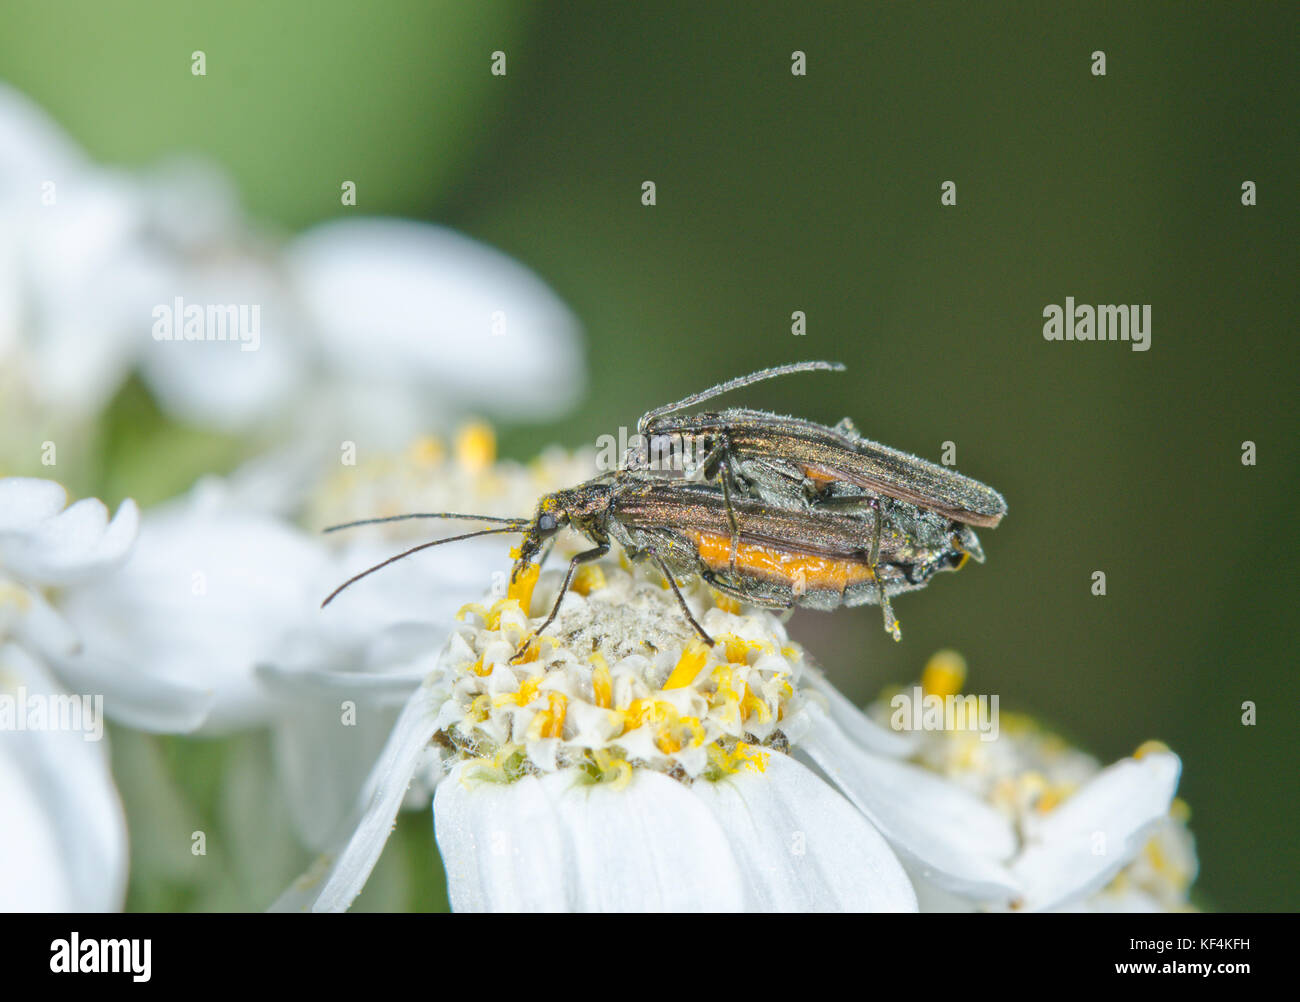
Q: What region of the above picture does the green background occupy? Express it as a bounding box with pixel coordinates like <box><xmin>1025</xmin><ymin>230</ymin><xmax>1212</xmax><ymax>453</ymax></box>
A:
<box><xmin>2</xmin><ymin>1</ymin><xmax>1294</xmax><ymax>911</ymax></box>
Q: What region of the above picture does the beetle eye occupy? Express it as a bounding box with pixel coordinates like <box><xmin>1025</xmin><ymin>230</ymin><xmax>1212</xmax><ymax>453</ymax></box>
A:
<box><xmin>538</xmin><ymin>513</ymin><xmax>557</xmax><ymax>532</ymax></box>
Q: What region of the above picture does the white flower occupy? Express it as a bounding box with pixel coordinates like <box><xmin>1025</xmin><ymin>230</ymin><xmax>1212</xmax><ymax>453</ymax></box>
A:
<box><xmin>285</xmin><ymin>217</ymin><xmax>586</xmax><ymax>438</ymax></box>
<box><xmin>0</xmin><ymin>477</ymin><xmax>139</xmax><ymax>671</ymax></box>
<box><xmin>0</xmin><ymin>83</ymin><xmax>585</xmax><ymax>447</ymax></box>
<box><xmin>56</xmin><ymin>480</ymin><xmax>329</xmax><ymax>733</ymax></box>
<box><xmin>0</xmin><ymin>477</ymin><xmax>136</xmax><ymax>910</ymax></box>
<box><xmin>0</xmin><ymin>87</ymin><xmax>167</xmax><ymax>423</ymax></box>
<box><xmin>1059</xmin><ymin>806</ymin><xmax>1197</xmax><ymax>912</ymax></box>
<box><xmin>1008</xmin><ymin>748</ymin><xmax>1185</xmax><ymax>911</ymax></box>
<box><xmin>0</xmin><ymin>644</ymin><xmax>127</xmax><ymax>911</ymax></box>
<box><xmin>275</xmin><ymin>560</ymin><xmax>1031</xmax><ymax>912</ymax></box>
<box><xmin>258</xmin><ymin>622</ymin><xmax>447</xmax><ymax>851</ymax></box>
<box><xmin>867</xmin><ymin>652</ymin><xmax>1194</xmax><ymax>912</ymax></box>
<box><xmin>259</xmin><ymin>434</ymin><xmax>598</xmax><ymax>849</ymax></box>
<box><xmin>48</xmin><ymin>433</ymin><xmax>599</xmax><ymax>853</ymax></box>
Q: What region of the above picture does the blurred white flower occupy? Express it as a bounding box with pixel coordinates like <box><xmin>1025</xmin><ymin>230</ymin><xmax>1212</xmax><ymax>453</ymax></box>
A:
<box><xmin>56</xmin><ymin>480</ymin><xmax>329</xmax><ymax>733</ymax></box>
<box><xmin>0</xmin><ymin>78</ymin><xmax>591</xmax><ymax>876</ymax></box>
<box><xmin>1006</xmin><ymin>747</ymin><xmax>1184</xmax><ymax>911</ymax></box>
<box><xmin>0</xmin><ymin>89</ymin><xmax>166</xmax><ymax>423</ymax></box>
<box><xmin>285</xmin><ymin>217</ymin><xmax>585</xmax><ymax>437</ymax></box>
<box><xmin>0</xmin><ymin>477</ymin><xmax>137</xmax><ymax>910</ymax></box>
<box><xmin>0</xmin><ymin>83</ymin><xmax>585</xmax><ymax>450</ymax></box>
<box><xmin>1060</xmin><ymin>805</ymin><xmax>1197</xmax><ymax>912</ymax></box>
<box><xmin>47</xmin><ymin>432</ymin><xmax>597</xmax><ymax>854</ymax></box>
<box><xmin>0</xmin><ymin>477</ymin><xmax>139</xmax><ymax>680</ymax></box>
<box><xmin>0</xmin><ymin>643</ymin><xmax>127</xmax><ymax>911</ymax></box>
<box><xmin>1</xmin><ymin>77</ymin><xmax>591</xmax><ymax>868</ymax></box>
<box><xmin>275</xmin><ymin>561</ymin><xmax>1031</xmax><ymax>912</ymax></box>
<box><xmin>867</xmin><ymin>651</ymin><xmax>1194</xmax><ymax>912</ymax></box>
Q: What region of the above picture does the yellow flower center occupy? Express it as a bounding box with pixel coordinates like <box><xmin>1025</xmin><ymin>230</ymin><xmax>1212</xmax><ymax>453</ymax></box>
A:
<box><xmin>921</xmin><ymin>649</ymin><xmax>967</xmax><ymax>698</ymax></box>
<box><xmin>438</xmin><ymin>564</ymin><xmax>801</xmax><ymax>786</ymax></box>
<box><xmin>455</xmin><ymin>422</ymin><xmax>497</xmax><ymax>473</ymax></box>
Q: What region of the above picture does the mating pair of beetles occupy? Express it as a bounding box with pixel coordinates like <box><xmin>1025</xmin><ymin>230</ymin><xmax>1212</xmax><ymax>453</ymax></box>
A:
<box><xmin>323</xmin><ymin>361</ymin><xmax>1007</xmax><ymax>651</ymax></box>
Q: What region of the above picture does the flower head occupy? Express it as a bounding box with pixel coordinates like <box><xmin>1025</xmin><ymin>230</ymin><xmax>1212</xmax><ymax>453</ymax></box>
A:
<box><xmin>278</xmin><ymin>549</ymin><xmax>1037</xmax><ymax>913</ymax></box>
<box><xmin>0</xmin><ymin>477</ymin><xmax>137</xmax><ymax>910</ymax></box>
<box><xmin>868</xmin><ymin>653</ymin><xmax>1195</xmax><ymax>912</ymax></box>
<box><xmin>431</xmin><ymin>563</ymin><xmax>800</xmax><ymax>786</ymax></box>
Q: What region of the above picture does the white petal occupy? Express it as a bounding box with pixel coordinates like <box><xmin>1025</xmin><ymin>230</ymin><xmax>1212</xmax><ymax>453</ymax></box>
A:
<box><xmin>258</xmin><ymin>661</ymin><xmax>427</xmax><ymax>699</ymax></box>
<box><xmin>270</xmin><ymin>678</ymin><xmax>442</xmax><ymax>912</ymax></box>
<box><xmin>1011</xmin><ymin>752</ymin><xmax>1181</xmax><ymax>912</ymax></box>
<box><xmin>907</xmin><ymin>871</ymin><xmax>980</xmax><ymax>912</ymax></box>
<box><xmin>690</xmin><ymin>752</ymin><xmax>917</xmax><ymax>911</ymax></box>
<box><xmin>258</xmin><ymin>620</ymin><xmax>444</xmax><ymax>703</ymax></box>
<box><xmin>270</xmin><ymin>697</ymin><xmax>404</xmax><ymax>852</ymax></box>
<box><xmin>8</xmin><ymin>172</ymin><xmax>170</xmax><ymax>416</ymax></box>
<box><xmin>0</xmin><ymin>480</ymin><xmax>138</xmax><ymax>585</ymax></box>
<box><xmin>14</xmin><ymin>587</ymin><xmax>209</xmax><ymax>734</ymax></box>
<box><xmin>799</xmin><ymin>702</ymin><xmax>1020</xmax><ymax>902</ymax></box>
<box><xmin>801</xmin><ymin>666</ymin><xmax>920</xmax><ymax>757</ymax></box>
<box><xmin>434</xmin><ymin>766</ymin><xmax>575</xmax><ymax>912</ymax></box>
<box><xmin>436</xmin><ymin>765</ymin><xmax>749</xmax><ymax>912</ymax></box>
<box><xmin>136</xmin><ymin>262</ymin><xmax>308</xmax><ymax>430</ymax></box>
<box><xmin>9</xmin><ymin>587</ymin><xmax>80</xmax><ymax>660</ymax></box>
<box><xmin>0</xmin><ymin>644</ymin><xmax>127</xmax><ymax>911</ymax></box>
<box><xmin>287</xmin><ymin>218</ymin><xmax>584</xmax><ymax>421</ymax></box>
<box><xmin>49</xmin><ymin>648</ymin><xmax>212</xmax><ymax>733</ymax></box>
<box><xmin>192</xmin><ymin>444</ymin><xmax>330</xmax><ymax>521</ymax></box>
<box><xmin>260</xmin><ymin>623</ymin><xmax>444</xmax><ymax>849</ymax></box>
<box><xmin>58</xmin><ymin>503</ymin><xmax>329</xmax><ymax>732</ymax></box>
<box><xmin>319</xmin><ymin>535</ymin><xmax>514</xmax><ymax>644</ymax></box>
<box><xmin>526</xmin><ymin>768</ymin><xmax>751</xmax><ymax>911</ymax></box>
<box><xmin>0</xmin><ymin>478</ymin><xmax>68</xmax><ymax>529</ymax></box>
<box><xmin>0</xmin><ymin>747</ymin><xmax>73</xmax><ymax>909</ymax></box>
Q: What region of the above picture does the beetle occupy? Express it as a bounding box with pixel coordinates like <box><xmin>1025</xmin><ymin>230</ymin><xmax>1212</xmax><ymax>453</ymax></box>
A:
<box><xmin>626</xmin><ymin>361</ymin><xmax>1007</xmax><ymax>528</ymax></box>
<box><xmin>321</xmin><ymin>465</ymin><xmax>984</xmax><ymax>653</ymax></box>
<box><xmin>320</xmin><ymin>473</ymin><xmax>717</xmax><ymax>652</ymax></box>
<box><xmin>622</xmin><ymin>361</ymin><xmax>1006</xmax><ymax>635</ymax></box>
<box><xmin>606</xmin><ymin>477</ymin><xmax>982</xmax><ymax>635</ymax></box>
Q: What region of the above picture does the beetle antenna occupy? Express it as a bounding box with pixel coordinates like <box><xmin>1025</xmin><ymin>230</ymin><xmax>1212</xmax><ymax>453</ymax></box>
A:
<box><xmin>321</xmin><ymin>524</ymin><xmax>529</xmax><ymax>607</ymax></box>
<box><xmin>323</xmin><ymin>512</ymin><xmax>527</xmax><ymax>533</ymax></box>
<box><xmin>641</xmin><ymin>360</ymin><xmax>845</xmax><ymax>424</ymax></box>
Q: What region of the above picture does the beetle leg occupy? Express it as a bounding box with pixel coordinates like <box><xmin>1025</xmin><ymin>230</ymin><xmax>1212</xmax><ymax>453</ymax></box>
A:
<box><xmin>703</xmin><ymin>571</ymin><xmax>793</xmax><ymax>611</ymax></box>
<box><xmin>868</xmin><ymin>501</ymin><xmax>901</xmax><ymax>641</ymax></box>
<box><xmin>698</xmin><ymin>437</ymin><xmax>727</xmax><ymax>479</ymax></box>
<box><xmin>651</xmin><ymin>552</ymin><xmax>715</xmax><ymax>645</ymax></box>
<box><xmin>700</xmin><ymin>438</ymin><xmax>744</xmax><ymax>582</ymax></box>
<box><xmin>809</xmin><ymin>492</ymin><xmax>878</xmax><ymax>512</ymax></box>
<box><xmin>719</xmin><ymin>460</ymin><xmax>743</xmax><ymax>577</ymax></box>
<box><xmin>511</xmin><ymin>542</ymin><xmax>609</xmax><ymax>662</ymax></box>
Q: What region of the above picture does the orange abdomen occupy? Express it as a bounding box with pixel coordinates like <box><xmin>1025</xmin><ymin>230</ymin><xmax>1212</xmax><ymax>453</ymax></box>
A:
<box><xmin>690</xmin><ymin>531</ymin><xmax>873</xmax><ymax>596</ymax></box>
